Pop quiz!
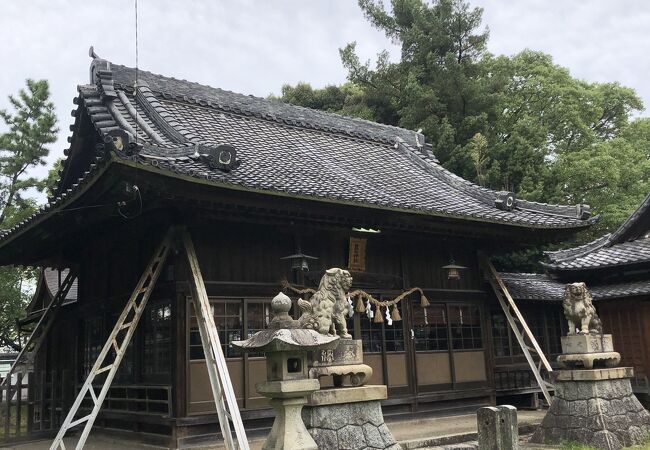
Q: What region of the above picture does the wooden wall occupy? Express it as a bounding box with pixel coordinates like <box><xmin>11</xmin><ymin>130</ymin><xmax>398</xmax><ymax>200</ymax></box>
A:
<box><xmin>37</xmin><ymin>214</ymin><xmax>495</xmax><ymax>428</ymax></box>
<box><xmin>599</xmin><ymin>299</ymin><xmax>650</xmax><ymax>386</ymax></box>
<box><xmin>181</xmin><ymin>219</ymin><xmax>491</xmax><ymax>416</ymax></box>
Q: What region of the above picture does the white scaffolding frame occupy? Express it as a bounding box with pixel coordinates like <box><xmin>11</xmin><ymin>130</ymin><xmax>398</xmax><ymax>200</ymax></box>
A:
<box><xmin>479</xmin><ymin>255</ymin><xmax>554</xmax><ymax>405</ymax></box>
<box><xmin>49</xmin><ymin>228</ymin><xmax>248</xmax><ymax>450</ymax></box>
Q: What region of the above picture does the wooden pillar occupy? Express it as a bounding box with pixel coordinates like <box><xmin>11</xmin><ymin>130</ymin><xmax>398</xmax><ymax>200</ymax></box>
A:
<box><xmin>172</xmin><ymin>288</ymin><xmax>187</xmax><ymax>419</ymax></box>
<box><xmin>27</xmin><ymin>372</ymin><xmax>34</xmax><ymax>434</ymax></box>
<box><xmin>15</xmin><ymin>372</ymin><xmax>22</xmax><ymax>437</ymax></box>
<box><xmin>4</xmin><ymin>373</ymin><xmax>11</xmax><ymax>437</ymax></box>
<box><xmin>49</xmin><ymin>370</ymin><xmax>57</xmax><ymax>429</ymax></box>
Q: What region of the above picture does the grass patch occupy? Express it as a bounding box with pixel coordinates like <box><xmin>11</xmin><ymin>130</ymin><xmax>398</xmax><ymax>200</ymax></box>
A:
<box><xmin>558</xmin><ymin>434</ymin><xmax>650</xmax><ymax>449</ymax></box>
<box><xmin>634</xmin><ymin>434</ymin><xmax>650</xmax><ymax>449</ymax></box>
<box><xmin>559</xmin><ymin>443</ymin><xmax>598</xmax><ymax>450</ymax></box>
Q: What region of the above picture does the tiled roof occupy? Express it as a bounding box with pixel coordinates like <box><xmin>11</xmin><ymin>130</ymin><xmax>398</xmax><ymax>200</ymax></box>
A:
<box><xmin>500</xmin><ymin>272</ymin><xmax>650</xmax><ymax>302</ymax></box>
<box><xmin>545</xmin><ymin>193</ymin><xmax>650</xmax><ymax>271</ymax></box>
<box><xmin>1</xmin><ymin>53</ymin><xmax>597</xmax><ymax>249</ymax></box>
<box><xmin>499</xmin><ymin>273</ymin><xmax>565</xmax><ymax>301</ymax></box>
<box><xmin>104</xmin><ymin>59</ymin><xmax>595</xmax><ymax>226</ymax></box>
<box><xmin>544</xmin><ymin>238</ymin><xmax>650</xmax><ymax>271</ymax></box>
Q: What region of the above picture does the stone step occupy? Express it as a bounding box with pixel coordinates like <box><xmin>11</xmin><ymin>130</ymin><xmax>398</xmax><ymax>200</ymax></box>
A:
<box><xmin>418</xmin><ymin>442</ymin><xmax>478</xmax><ymax>450</ymax></box>
<box><xmin>401</xmin><ymin>423</ymin><xmax>538</xmax><ymax>449</ymax></box>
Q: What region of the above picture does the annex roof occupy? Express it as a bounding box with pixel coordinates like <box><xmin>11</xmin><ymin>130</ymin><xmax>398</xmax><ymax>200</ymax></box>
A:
<box><xmin>0</xmin><ymin>51</ymin><xmax>597</xmax><ymax>255</ymax></box>
<box><xmin>500</xmin><ymin>272</ymin><xmax>650</xmax><ymax>302</ymax></box>
<box><xmin>43</xmin><ymin>268</ymin><xmax>78</xmax><ymax>302</ymax></box>
<box><xmin>545</xmin><ymin>193</ymin><xmax>650</xmax><ymax>272</ymax></box>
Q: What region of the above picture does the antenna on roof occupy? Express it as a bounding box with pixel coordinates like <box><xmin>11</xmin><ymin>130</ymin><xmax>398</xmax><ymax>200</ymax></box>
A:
<box><xmin>134</xmin><ymin>0</ymin><xmax>139</xmax><ymax>145</ymax></box>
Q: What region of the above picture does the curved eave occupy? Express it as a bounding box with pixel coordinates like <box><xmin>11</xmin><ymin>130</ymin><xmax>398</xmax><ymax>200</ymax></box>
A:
<box><xmin>113</xmin><ymin>156</ymin><xmax>596</xmax><ymax>231</ymax></box>
<box><xmin>0</xmin><ymin>159</ymin><xmax>112</xmax><ymax>259</ymax></box>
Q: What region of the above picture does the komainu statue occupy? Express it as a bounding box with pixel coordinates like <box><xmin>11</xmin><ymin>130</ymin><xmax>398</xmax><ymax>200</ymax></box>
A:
<box><xmin>298</xmin><ymin>268</ymin><xmax>353</xmax><ymax>338</ymax></box>
<box><xmin>563</xmin><ymin>282</ymin><xmax>603</xmax><ymax>335</ymax></box>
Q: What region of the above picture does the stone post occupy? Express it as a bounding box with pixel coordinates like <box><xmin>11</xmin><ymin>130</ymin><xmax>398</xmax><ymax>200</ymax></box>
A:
<box><xmin>477</xmin><ymin>407</ymin><xmax>499</xmax><ymax>450</ymax></box>
<box><xmin>498</xmin><ymin>405</ymin><xmax>518</xmax><ymax>450</ymax></box>
<box><xmin>477</xmin><ymin>405</ymin><xmax>518</xmax><ymax>450</ymax></box>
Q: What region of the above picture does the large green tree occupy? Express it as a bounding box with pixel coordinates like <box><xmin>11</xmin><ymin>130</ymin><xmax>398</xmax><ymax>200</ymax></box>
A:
<box><xmin>277</xmin><ymin>0</ymin><xmax>648</xmax><ymax>247</ymax></box>
<box><xmin>0</xmin><ymin>79</ymin><xmax>58</xmax><ymax>350</ymax></box>
<box><xmin>339</xmin><ymin>0</ymin><xmax>497</xmax><ymax>162</ymax></box>
<box><xmin>546</xmin><ymin>119</ymin><xmax>650</xmax><ymax>238</ymax></box>
<box><xmin>451</xmin><ymin>51</ymin><xmax>643</xmax><ymax>194</ymax></box>
<box><xmin>271</xmin><ymin>82</ymin><xmax>375</xmax><ymax>120</ymax></box>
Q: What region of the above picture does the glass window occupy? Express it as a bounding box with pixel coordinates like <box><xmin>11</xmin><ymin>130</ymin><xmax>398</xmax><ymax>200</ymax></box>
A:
<box><xmin>143</xmin><ymin>302</ymin><xmax>172</xmax><ymax>378</ymax></box>
<box><xmin>360</xmin><ymin>314</ymin><xmax>382</xmax><ymax>353</ymax></box>
<box><xmin>246</xmin><ymin>301</ymin><xmax>271</xmax><ymax>357</ymax></box>
<box><xmin>492</xmin><ymin>314</ymin><xmax>510</xmax><ymax>357</ymax></box>
<box><xmin>83</xmin><ymin>317</ymin><xmax>104</xmax><ymax>377</ymax></box>
<box><xmin>189</xmin><ymin>299</ymin><xmax>243</xmax><ymax>360</ymax></box>
<box><xmin>491</xmin><ymin>308</ymin><xmax>565</xmax><ymax>358</ymax></box>
<box><xmin>449</xmin><ymin>305</ymin><xmax>483</xmax><ymax>350</ymax></box>
<box><xmin>527</xmin><ymin>314</ymin><xmax>546</xmax><ymax>354</ymax></box>
<box><xmin>413</xmin><ymin>304</ymin><xmax>449</xmax><ymax>351</ymax></box>
<box><xmin>384</xmin><ymin>303</ymin><xmax>404</xmax><ymax>352</ymax></box>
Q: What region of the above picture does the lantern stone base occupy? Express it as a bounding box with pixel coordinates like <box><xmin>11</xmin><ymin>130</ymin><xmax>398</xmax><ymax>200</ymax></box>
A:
<box><xmin>257</xmin><ymin>379</ymin><xmax>321</xmax><ymax>450</ymax></box>
<box><xmin>302</xmin><ymin>385</ymin><xmax>402</xmax><ymax>450</ymax></box>
<box><xmin>530</xmin><ymin>368</ymin><xmax>650</xmax><ymax>450</ymax></box>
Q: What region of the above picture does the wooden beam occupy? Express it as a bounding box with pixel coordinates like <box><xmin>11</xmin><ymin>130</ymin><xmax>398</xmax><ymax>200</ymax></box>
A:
<box><xmin>181</xmin><ymin>230</ymin><xmax>249</xmax><ymax>450</ymax></box>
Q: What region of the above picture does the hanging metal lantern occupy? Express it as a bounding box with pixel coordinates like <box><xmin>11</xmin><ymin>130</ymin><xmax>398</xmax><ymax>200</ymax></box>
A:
<box><xmin>280</xmin><ymin>253</ymin><xmax>318</xmax><ymax>272</ymax></box>
<box><xmin>442</xmin><ymin>259</ymin><xmax>467</xmax><ymax>280</ymax></box>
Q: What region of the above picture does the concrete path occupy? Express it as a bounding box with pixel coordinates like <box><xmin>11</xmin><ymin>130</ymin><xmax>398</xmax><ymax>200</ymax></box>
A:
<box><xmin>391</xmin><ymin>409</ymin><xmax>544</xmax><ymax>446</ymax></box>
<box><xmin>5</xmin><ymin>410</ymin><xmax>547</xmax><ymax>450</ymax></box>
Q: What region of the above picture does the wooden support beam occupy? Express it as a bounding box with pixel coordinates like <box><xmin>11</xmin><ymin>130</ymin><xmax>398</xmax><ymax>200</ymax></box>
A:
<box><xmin>181</xmin><ymin>231</ymin><xmax>249</xmax><ymax>450</ymax></box>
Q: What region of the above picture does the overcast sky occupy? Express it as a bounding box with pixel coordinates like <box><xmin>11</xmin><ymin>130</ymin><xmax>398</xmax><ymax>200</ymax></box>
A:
<box><xmin>1</xmin><ymin>0</ymin><xmax>649</xmax><ymax>180</ymax></box>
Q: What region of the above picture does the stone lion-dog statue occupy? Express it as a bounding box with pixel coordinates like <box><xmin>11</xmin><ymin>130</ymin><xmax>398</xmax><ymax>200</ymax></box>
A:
<box><xmin>563</xmin><ymin>282</ymin><xmax>603</xmax><ymax>335</ymax></box>
<box><xmin>298</xmin><ymin>268</ymin><xmax>353</xmax><ymax>339</ymax></box>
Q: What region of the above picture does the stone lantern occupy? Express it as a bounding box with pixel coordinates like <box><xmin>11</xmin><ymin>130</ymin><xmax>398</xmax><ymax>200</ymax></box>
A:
<box><xmin>232</xmin><ymin>292</ymin><xmax>338</xmax><ymax>450</ymax></box>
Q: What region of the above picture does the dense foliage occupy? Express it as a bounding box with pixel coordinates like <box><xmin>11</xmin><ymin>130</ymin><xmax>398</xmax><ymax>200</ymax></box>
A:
<box><xmin>275</xmin><ymin>0</ymin><xmax>649</xmax><ymax>245</ymax></box>
<box><xmin>0</xmin><ymin>79</ymin><xmax>58</xmax><ymax>350</ymax></box>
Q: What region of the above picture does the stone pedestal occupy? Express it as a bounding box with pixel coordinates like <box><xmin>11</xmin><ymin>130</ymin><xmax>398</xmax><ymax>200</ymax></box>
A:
<box><xmin>302</xmin><ymin>385</ymin><xmax>402</xmax><ymax>450</ymax></box>
<box><xmin>530</xmin><ymin>367</ymin><xmax>650</xmax><ymax>449</ymax></box>
<box><xmin>309</xmin><ymin>339</ymin><xmax>373</xmax><ymax>387</ymax></box>
<box><xmin>558</xmin><ymin>334</ymin><xmax>621</xmax><ymax>369</ymax></box>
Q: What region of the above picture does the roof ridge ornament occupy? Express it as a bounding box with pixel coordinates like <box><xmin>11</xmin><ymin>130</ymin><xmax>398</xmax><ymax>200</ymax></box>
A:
<box><xmin>103</xmin><ymin>129</ymin><xmax>137</xmax><ymax>156</ymax></box>
<box><xmin>197</xmin><ymin>144</ymin><xmax>239</xmax><ymax>172</ymax></box>
<box><xmin>495</xmin><ymin>191</ymin><xmax>516</xmax><ymax>211</ymax></box>
<box><xmin>88</xmin><ymin>47</ymin><xmax>116</xmax><ymax>100</ymax></box>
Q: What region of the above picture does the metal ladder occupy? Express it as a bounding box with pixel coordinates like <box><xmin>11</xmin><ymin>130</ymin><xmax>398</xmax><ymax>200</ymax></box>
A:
<box><xmin>2</xmin><ymin>269</ymin><xmax>77</xmax><ymax>390</ymax></box>
<box><xmin>479</xmin><ymin>254</ymin><xmax>554</xmax><ymax>405</ymax></box>
<box><xmin>50</xmin><ymin>229</ymin><xmax>175</xmax><ymax>450</ymax></box>
<box><xmin>181</xmin><ymin>231</ymin><xmax>249</xmax><ymax>450</ymax></box>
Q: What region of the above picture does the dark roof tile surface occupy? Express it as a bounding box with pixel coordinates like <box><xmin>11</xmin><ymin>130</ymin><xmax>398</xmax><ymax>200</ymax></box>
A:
<box><xmin>500</xmin><ymin>272</ymin><xmax>650</xmax><ymax>302</ymax></box>
<box><xmin>545</xmin><ymin>193</ymin><xmax>650</xmax><ymax>271</ymax></box>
